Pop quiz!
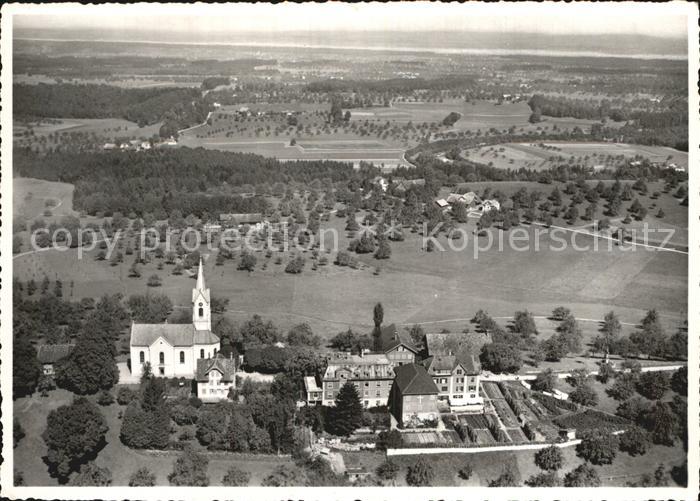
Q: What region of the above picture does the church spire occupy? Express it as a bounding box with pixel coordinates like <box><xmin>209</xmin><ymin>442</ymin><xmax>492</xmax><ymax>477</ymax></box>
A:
<box><xmin>192</xmin><ymin>257</ymin><xmax>211</xmax><ymax>331</ymax></box>
<box><xmin>196</xmin><ymin>257</ymin><xmax>205</xmax><ymax>291</ymax></box>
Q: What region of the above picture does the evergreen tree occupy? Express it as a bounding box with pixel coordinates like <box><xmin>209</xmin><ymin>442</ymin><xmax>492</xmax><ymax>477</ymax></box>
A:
<box><xmin>329</xmin><ymin>382</ymin><xmax>363</xmax><ymax>437</ymax></box>
<box><xmin>13</xmin><ymin>336</ymin><xmax>42</xmax><ymax>398</ymax></box>
<box><xmin>168</xmin><ymin>447</ymin><xmax>210</xmax><ymax>486</ymax></box>
<box><xmin>406</xmin><ymin>457</ymin><xmax>435</xmax><ymax>486</ymax></box>
<box><xmin>372</xmin><ymin>302</ymin><xmax>384</xmax><ymax>352</ymax></box>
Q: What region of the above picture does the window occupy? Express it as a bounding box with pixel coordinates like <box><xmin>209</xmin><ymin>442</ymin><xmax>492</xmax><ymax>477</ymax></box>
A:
<box><xmin>365</xmin><ymin>382</ymin><xmax>369</xmax><ymax>387</ymax></box>
<box><xmin>456</xmin><ymin>386</ymin><xmax>464</xmax><ymax>392</ymax></box>
<box><xmin>159</xmin><ymin>367</ymin><xmax>164</xmax><ymax>375</ymax></box>
<box><xmin>200</xmin><ymin>349</ymin><xmax>205</xmax><ymax>358</ymax></box>
<box><xmin>139</xmin><ymin>351</ymin><xmax>145</xmax><ymax>363</ymax></box>
<box><xmin>376</xmin><ymin>382</ymin><xmax>381</xmax><ymax>387</ymax></box>
<box><xmin>470</xmin><ymin>394</ymin><xmax>476</xmax><ymax>398</ymax></box>
<box><xmin>469</xmin><ymin>386</ymin><xmax>477</xmax><ymax>392</ymax></box>
<box><xmin>456</xmin><ymin>369</ymin><xmax>463</xmax><ymax>375</ymax></box>
<box><xmin>376</xmin><ymin>390</ymin><xmax>381</xmax><ymax>397</ymax></box>
<box><xmin>441</xmin><ymin>386</ymin><xmax>448</xmax><ymax>392</ymax></box>
<box><xmin>214</xmin><ymin>348</ymin><xmax>217</xmax><ymax>355</ymax></box>
<box><xmin>180</xmin><ymin>351</ymin><xmax>185</xmax><ymax>364</ymax></box>
<box><xmin>159</xmin><ymin>352</ymin><xmax>164</xmax><ymax>364</ymax></box>
<box><xmin>364</xmin><ymin>400</ymin><xmax>369</xmax><ymax>408</ymax></box>
<box><xmin>198</xmin><ymin>302</ymin><xmax>204</xmax><ymax>317</ymax></box>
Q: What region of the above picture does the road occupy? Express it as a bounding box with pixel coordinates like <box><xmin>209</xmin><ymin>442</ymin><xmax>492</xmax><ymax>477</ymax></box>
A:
<box><xmin>481</xmin><ymin>363</ymin><xmax>685</xmax><ymax>382</ymax></box>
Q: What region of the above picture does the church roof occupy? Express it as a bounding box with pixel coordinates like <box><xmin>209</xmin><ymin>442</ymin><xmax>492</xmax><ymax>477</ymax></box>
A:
<box><xmin>196</xmin><ymin>354</ymin><xmax>236</xmax><ymax>382</ymax></box>
<box><xmin>130</xmin><ymin>323</ymin><xmax>219</xmax><ymax>347</ymax></box>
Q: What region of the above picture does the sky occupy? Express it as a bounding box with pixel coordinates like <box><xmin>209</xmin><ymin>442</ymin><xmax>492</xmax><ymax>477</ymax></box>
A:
<box><xmin>12</xmin><ymin>2</ymin><xmax>690</xmax><ymax>39</ymax></box>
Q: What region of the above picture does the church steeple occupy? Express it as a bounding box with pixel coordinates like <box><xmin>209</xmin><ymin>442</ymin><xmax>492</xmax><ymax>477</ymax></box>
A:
<box><xmin>192</xmin><ymin>258</ymin><xmax>211</xmax><ymax>331</ymax></box>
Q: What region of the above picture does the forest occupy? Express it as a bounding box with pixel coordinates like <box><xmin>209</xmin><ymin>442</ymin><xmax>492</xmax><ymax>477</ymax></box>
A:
<box><xmin>14</xmin><ymin>147</ymin><xmax>356</xmax><ymax>217</ymax></box>
<box><xmin>14</xmin><ymin>83</ymin><xmax>207</xmax><ymax>130</ymax></box>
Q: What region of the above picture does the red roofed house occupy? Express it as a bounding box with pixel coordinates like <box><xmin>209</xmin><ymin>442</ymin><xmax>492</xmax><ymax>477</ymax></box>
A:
<box><xmin>389</xmin><ymin>363</ymin><xmax>439</xmax><ymax>428</ymax></box>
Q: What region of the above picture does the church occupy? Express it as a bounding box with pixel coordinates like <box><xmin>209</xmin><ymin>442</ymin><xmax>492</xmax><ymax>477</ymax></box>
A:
<box><xmin>129</xmin><ymin>259</ymin><xmax>221</xmax><ymax>379</ymax></box>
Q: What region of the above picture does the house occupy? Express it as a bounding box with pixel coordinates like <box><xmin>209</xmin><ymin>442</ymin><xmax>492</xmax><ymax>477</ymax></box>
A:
<box><xmin>378</xmin><ymin>324</ymin><xmax>419</xmax><ymax>365</ymax></box>
<box><xmin>422</xmin><ymin>331</ymin><xmax>486</xmax><ymax>410</ymax></box>
<box><xmin>196</xmin><ymin>353</ymin><xmax>237</xmax><ymax>402</ymax></box>
<box><xmin>372</xmin><ymin>176</ymin><xmax>389</xmax><ymax>192</ymax></box>
<box><xmin>140</xmin><ymin>141</ymin><xmax>152</xmax><ymax>150</ymax></box>
<box><xmin>130</xmin><ymin>259</ymin><xmax>220</xmax><ymax>379</ymax></box>
<box><xmin>392</xmin><ymin>178</ymin><xmax>425</xmax><ymax>194</ymax></box>
<box><xmin>446</xmin><ymin>192</ymin><xmax>480</xmax><ymax>206</ymax></box>
<box><xmin>202</xmin><ymin>223</ymin><xmax>222</xmax><ymax>234</ymax></box>
<box><xmin>103</xmin><ymin>142</ymin><xmax>117</xmax><ymax>150</ymax></box>
<box><xmin>36</xmin><ymin>344</ymin><xmax>74</xmax><ymax>376</ymax></box>
<box><xmin>421</xmin><ymin>354</ymin><xmax>483</xmax><ymax>409</ymax></box>
<box><xmin>475</xmin><ymin>199</ymin><xmax>500</xmax><ymax>214</ymax></box>
<box><xmin>304</xmin><ymin>376</ymin><xmax>323</xmax><ymax>405</ymax></box>
<box><xmin>321</xmin><ymin>352</ymin><xmax>394</xmax><ymax>408</ymax></box>
<box><xmin>435</xmin><ymin>199</ymin><xmax>450</xmax><ymax>210</ymax></box>
<box><xmin>219</xmin><ymin>213</ymin><xmax>264</xmax><ymax>227</ymax></box>
<box><xmin>389</xmin><ymin>363</ymin><xmax>439</xmax><ymax>428</ymax></box>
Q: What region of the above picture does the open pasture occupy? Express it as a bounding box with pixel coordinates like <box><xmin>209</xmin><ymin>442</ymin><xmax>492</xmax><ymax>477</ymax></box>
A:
<box><xmin>13</xmin><ymin>117</ymin><xmax>161</xmax><ymax>142</ymax></box>
<box><xmin>463</xmin><ymin>141</ymin><xmax>688</xmax><ymax>172</ymax></box>
<box><xmin>13</xmin><ymin>177</ymin><xmax>76</xmax><ymax>219</ymax></box>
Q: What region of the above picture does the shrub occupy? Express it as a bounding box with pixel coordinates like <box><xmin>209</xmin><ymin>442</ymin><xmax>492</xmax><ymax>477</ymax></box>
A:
<box><xmin>97</xmin><ymin>389</ymin><xmax>114</xmax><ymax>406</ymax></box>
<box><xmin>576</xmin><ymin>430</ymin><xmax>618</xmax><ymax>465</ymax></box>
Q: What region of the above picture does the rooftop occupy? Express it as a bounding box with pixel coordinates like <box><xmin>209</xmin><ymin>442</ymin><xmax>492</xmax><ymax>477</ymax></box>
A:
<box><xmin>195</xmin><ymin>353</ymin><xmax>236</xmax><ymax>382</ymax></box>
<box><xmin>36</xmin><ymin>343</ymin><xmax>74</xmax><ymax>364</ymax></box>
<box><xmin>379</xmin><ymin>324</ymin><xmax>418</xmax><ymax>354</ymax></box>
<box><xmin>393</xmin><ymin>363</ymin><xmax>438</xmax><ymax>395</ymax></box>
<box><xmin>130</xmin><ymin>323</ymin><xmax>219</xmax><ymax>347</ymax></box>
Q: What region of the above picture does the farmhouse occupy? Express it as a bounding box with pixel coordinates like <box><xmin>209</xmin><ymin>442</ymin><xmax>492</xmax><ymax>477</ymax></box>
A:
<box><xmin>196</xmin><ymin>353</ymin><xmax>237</xmax><ymax>402</ymax></box>
<box><xmin>36</xmin><ymin>343</ymin><xmax>74</xmax><ymax>376</ymax></box>
<box><xmin>219</xmin><ymin>213</ymin><xmax>264</xmax><ymax>227</ymax></box>
<box><xmin>320</xmin><ymin>352</ymin><xmax>395</xmax><ymax>408</ymax></box>
<box><xmin>389</xmin><ymin>363</ymin><xmax>440</xmax><ymax>428</ymax></box>
<box><xmin>129</xmin><ymin>259</ymin><xmax>220</xmax><ymax>379</ymax></box>
<box><xmin>304</xmin><ymin>376</ymin><xmax>323</xmax><ymax>405</ymax></box>
<box><xmin>378</xmin><ymin>323</ymin><xmax>419</xmax><ymax>365</ymax></box>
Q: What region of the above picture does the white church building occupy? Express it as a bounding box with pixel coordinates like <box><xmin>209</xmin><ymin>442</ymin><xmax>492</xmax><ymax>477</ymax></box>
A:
<box><xmin>129</xmin><ymin>259</ymin><xmax>222</xmax><ymax>379</ymax></box>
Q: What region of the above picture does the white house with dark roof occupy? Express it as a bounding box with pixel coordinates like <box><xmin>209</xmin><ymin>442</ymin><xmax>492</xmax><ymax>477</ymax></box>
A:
<box><xmin>130</xmin><ymin>259</ymin><xmax>220</xmax><ymax>379</ymax></box>
<box><xmin>196</xmin><ymin>353</ymin><xmax>237</xmax><ymax>401</ymax></box>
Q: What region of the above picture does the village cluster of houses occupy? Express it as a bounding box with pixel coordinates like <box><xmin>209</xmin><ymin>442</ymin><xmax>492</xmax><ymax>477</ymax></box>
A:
<box><xmin>102</xmin><ymin>137</ymin><xmax>178</xmax><ymax>152</ymax></box>
<box><xmin>304</xmin><ymin>324</ymin><xmax>490</xmax><ymax>429</ymax></box>
<box><xmin>435</xmin><ymin>191</ymin><xmax>501</xmax><ymax>216</ymax></box>
<box><xmin>202</xmin><ymin>213</ymin><xmax>268</xmax><ymax>235</ymax></box>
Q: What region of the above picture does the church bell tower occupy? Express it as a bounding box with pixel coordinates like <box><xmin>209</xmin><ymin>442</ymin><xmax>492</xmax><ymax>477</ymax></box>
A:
<box><xmin>192</xmin><ymin>258</ymin><xmax>211</xmax><ymax>331</ymax></box>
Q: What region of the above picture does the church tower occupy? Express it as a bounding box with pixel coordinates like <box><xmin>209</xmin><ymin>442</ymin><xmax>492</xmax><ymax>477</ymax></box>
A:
<box><xmin>192</xmin><ymin>258</ymin><xmax>211</xmax><ymax>331</ymax></box>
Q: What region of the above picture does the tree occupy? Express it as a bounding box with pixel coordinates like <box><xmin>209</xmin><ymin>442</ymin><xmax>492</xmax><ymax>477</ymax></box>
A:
<box><xmin>146</xmin><ymin>274</ymin><xmax>162</xmax><ymax>287</ymax></box>
<box><xmin>286</xmin><ymin>323</ymin><xmax>321</xmax><ymax>348</ymax></box>
<box><xmin>285</xmin><ymin>255</ymin><xmax>305</xmax><ymax>273</ymax></box>
<box><xmin>636</xmin><ymin>371</ymin><xmax>670</xmax><ymax>400</ymax></box>
<box><xmin>374</xmin><ymin>236</ymin><xmax>391</xmax><ymax>259</ymax></box>
<box><xmin>480</xmin><ymin>342</ymin><xmax>522</xmax><ymax>373</ymax></box>
<box><xmin>238</xmin><ymin>252</ymin><xmax>257</xmax><ymax>272</ymax></box>
<box><xmin>616</xmin><ymin>396</ymin><xmax>651</xmax><ymax>422</ymax></box>
<box><xmin>376</xmin><ymin>460</ymin><xmax>400</xmax><ymax>481</ymax></box>
<box><xmin>569</xmin><ymin>383</ymin><xmax>598</xmax><ymax>407</ymax></box>
<box><xmin>406</xmin><ymin>457</ymin><xmax>435</xmax><ymax>486</ymax></box>
<box><xmin>489</xmin><ymin>464</ymin><xmax>518</xmax><ymax>486</ymax></box>
<box><xmin>551</xmin><ymin>306</ymin><xmax>571</xmax><ymax>321</ymax></box>
<box><xmin>69</xmin><ymin>463</ymin><xmax>112</xmax><ymax>486</ymax></box>
<box><xmin>457</xmin><ymin>460</ymin><xmax>474</xmax><ymax>480</ymax></box>
<box><xmin>376</xmin><ymin>429</ymin><xmax>403</xmax><ymax>451</ymax></box>
<box><xmin>13</xmin><ymin>336</ymin><xmax>42</xmax><ymax>398</ymax></box>
<box><xmin>563</xmin><ymin>463</ymin><xmax>600</xmax><ymax>487</ymax></box>
<box><xmin>670</xmin><ymin>366</ymin><xmax>687</xmax><ymax>396</ymax></box>
<box><xmin>262</xmin><ymin>464</ymin><xmax>305</xmax><ymax>486</ymax></box>
<box><xmin>535</xmin><ymin>445</ymin><xmax>563</xmax><ymax>471</ymax></box>
<box><xmin>619</xmin><ymin>425</ymin><xmax>650</xmax><ymax>456</ymax></box>
<box><xmin>576</xmin><ymin>430</ymin><xmax>618</xmax><ymax>465</ymax></box>
<box><xmin>597</xmin><ymin>362</ymin><xmax>616</xmax><ymax>384</ymax></box>
<box><xmin>169</xmin><ymin>447</ymin><xmax>209</xmax><ymax>486</ymax></box>
<box><xmin>222</xmin><ymin>466</ymin><xmax>251</xmax><ymax>486</ymax></box>
<box><xmin>644</xmin><ymin>401</ymin><xmax>678</xmax><ymax>446</ymax></box>
<box><xmin>43</xmin><ymin>397</ymin><xmax>108</xmax><ymax>481</ymax></box>
<box><xmin>127</xmin><ymin>293</ymin><xmax>173</xmax><ymax>323</ymax></box>
<box><xmin>513</xmin><ymin>310</ymin><xmax>538</xmax><ymax>336</ymax></box>
<box><xmin>607</xmin><ymin>373</ymin><xmax>637</xmax><ymax>401</ymax></box>
<box><xmin>531</xmin><ymin>369</ymin><xmax>555</xmax><ymax>392</ymax></box>
<box><xmin>372</xmin><ymin>302</ymin><xmax>384</xmax><ymax>352</ymax></box>
<box><xmin>526</xmin><ymin>471</ymin><xmax>561</xmax><ymax>487</ymax></box>
<box><xmin>14</xmin><ymin>418</ymin><xmax>25</xmax><ymax>448</ymax></box>
<box><xmin>329</xmin><ymin>382</ymin><xmax>363</xmax><ymax>437</ymax></box>
<box><xmin>129</xmin><ymin>467</ymin><xmax>156</xmax><ymax>486</ymax></box>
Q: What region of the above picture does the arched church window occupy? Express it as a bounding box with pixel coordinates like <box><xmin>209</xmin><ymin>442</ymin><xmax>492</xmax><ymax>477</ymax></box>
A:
<box><xmin>199</xmin><ymin>302</ymin><xmax>204</xmax><ymax>317</ymax></box>
<box><xmin>180</xmin><ymin>351</ymin><xmax>185</xmax><ymax>363</ymax></box>
<box><xmin>200</xmin><ymin>349</ymin><xmax>205</xmax><ymax>358</ymax></box>
<box><xmin>139</xmin><ymin>351</ymin><xmax>145</xmax><ymax>363</ymax></box>
<box><xmin>159</xmin><ymin>352</ymin><xmax>164</xmax><ymax>364</ymax></box>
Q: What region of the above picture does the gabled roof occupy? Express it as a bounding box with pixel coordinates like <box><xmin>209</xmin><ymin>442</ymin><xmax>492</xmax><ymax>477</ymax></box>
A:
<box><xmin>393</xmin><ymin>363</ymin><xmax>438</xmax><ymax>395</ymax></box>
<box><xmin>422</xmin><ymin>353</ymin><xmax>480</xmax><ymax>375</ymax></box>
<box><xmin>379</xmin><ymin>324</ymin><xmax>418</xmax><ymax>354</ymax></box>
<box><xmin>130</xmin><ymin>323</ymin><xmax>219</xmax><ymax>347</ymax></box>
<box><xmin>196</xmin><ymin>354</ymin><xmax>236</xmax><ymax>382</ymax></box>
<box><xmin>36</xmin><ymin>344</ymin><xmax>74</xmax><ymax>364</ymax></box>
<box><xmin>304</xmin><ymin>376</ymin><xmax>321</xmax><ymax>393</ymax></box>
<box><xmin>323</xmin><ymin>353</ymin><xmax>394</xmax><ymax>380</ymax></box>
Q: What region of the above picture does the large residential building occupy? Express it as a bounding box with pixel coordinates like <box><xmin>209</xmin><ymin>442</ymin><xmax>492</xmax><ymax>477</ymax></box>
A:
<box><xmin>378</xmin><ymin>324</ymin><xmax>419</xmax><ymax>365</ymax></box>
<box><xmin>422</xmin><ymin>332</ymin><xmax>487</xmax><ymax>410</ymax></box>
<box><xmin>389</xmin><ymin>363</ymin><xmax>440</xmax><ymax>428</ymax></box>
<box><xmin>129</xmin><ymin>259</ymin><xmax>220</xmax><ymax>379</ymax></box>
<box><xmin>195</xmin><ymin>353</ymin><xmax>237</xmax><ymax>402</ymax></box>
<box><xmin>320</xmin><ymin>352</ymin><xmax>395</xmax><ymax>408</ymax></box>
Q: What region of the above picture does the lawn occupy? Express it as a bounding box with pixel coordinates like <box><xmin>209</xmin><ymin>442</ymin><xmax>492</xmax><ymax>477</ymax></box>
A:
<box><xmin>13</xmin><ymin>177</ymin><xmax>76</xmax><ymax>221</ymax></box>
<box><xmin>12</xmin><ymin>389</ymin><xmax>292</xmax><ymax>486</ymax></box>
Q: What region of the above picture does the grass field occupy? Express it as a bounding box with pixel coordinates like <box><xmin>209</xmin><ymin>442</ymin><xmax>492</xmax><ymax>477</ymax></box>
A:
<box><xmin>464</xmin><ymin>142</ymin><xmax>689</xmax><ymax>172</ymax></box>
<box><xmin>13</xmin><ymin>117</ymin><xmax>162</xmax><ymax>143</ymax></box>
<box><xmin>13</xmin><ymin>389</ymin><xmax>292</xmax><ymax>486</ymax></box>
<box><xmin>13</xmin><ymin>177</ymin><xmax>76</xmax><ymax>220</ymax></box>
